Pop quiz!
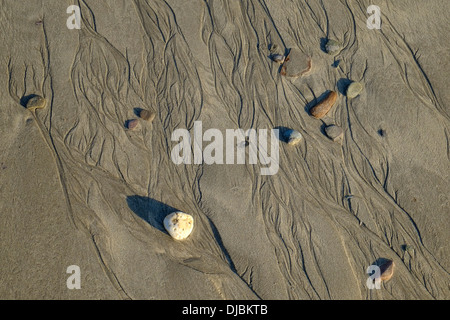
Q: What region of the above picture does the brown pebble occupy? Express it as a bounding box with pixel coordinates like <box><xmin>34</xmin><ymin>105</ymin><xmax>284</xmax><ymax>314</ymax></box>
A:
<box><xmin>139</xmin><ymin>109</ymin><xmax>156</xmax><ymax>122</ymax></box>
<box><xmin>280</xmin><ymin>48</ymin><xmax>312</xmax><ymax>78</ymax></box>
<box><xmin>379</xmin><ymin>259</ymin><xmax>395</xmax><ymax>281</ymax></box>
<box><xmin>26</xmin><ymin>95</ymin><xmax>46</xmax><ymax>111</ymax></box>
<box><xmin>127</xmin><ymin>119</ymin><xmax>139</xmax><ymax>130</ymax></box>
<box><xmin>310</xmin><ymin>91</ymin><xmax>337</xmax><ymax>119</ymax></box>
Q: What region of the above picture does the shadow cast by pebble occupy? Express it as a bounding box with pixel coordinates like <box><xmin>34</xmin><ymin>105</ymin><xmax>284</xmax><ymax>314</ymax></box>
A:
<box><xmin>133</xmin><ymin>107</ymin><xmax>143</xmax><ymax>117</ymax></box>
<box><xmin>273</xmin><ymin>126</ymin><xmax>291</xmax><ymax>143</ymax></box>
<box><xmin>126</xmin><ymin>195</ymin><xmax>178</xmax><ymax>233</ymax></box>
<box><xmin>320</xmin><ymin>37</ymin><xmax>328</xmax><ymax>53</ymax></box>
<box><xmin>126</xmin><ymin>195</ymin><xmax>238</xmax><ymax>274</ymax></box>
<box><xmin>337</xmin><ymin>78</ymin><xmax>352</xmax><ymax>96</ymax></box>
<box><xmin>20</xmin><ymin>94</ymin><xmax>38</xmax><ymax>108</ymax></box>
<box><xmin>319</xmin><ymin>123</ymin><xmax>329</xmax><ymax>137</ymax></box>
<box><xmin>371</xmin><ymin>257</ymin><xmax>393</xmax><ymax>275</ymax></box>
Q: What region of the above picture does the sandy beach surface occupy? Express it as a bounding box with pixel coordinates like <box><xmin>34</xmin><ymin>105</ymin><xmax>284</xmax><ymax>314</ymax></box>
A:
<box><xmin>0</xmin><ymin>0</ymin><xmax>449</xmax><ymax>300</ymax></box>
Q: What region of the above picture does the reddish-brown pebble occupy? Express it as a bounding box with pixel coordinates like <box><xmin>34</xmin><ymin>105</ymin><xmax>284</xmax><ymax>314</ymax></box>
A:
<box><xmin>127</xmin><ymin>119</ymin><xmax>139</xmax><ymax>130</ymax></box>
<box><xmin>379</xmin><ymin>260</ymin><xmax>395</xmax><ymax>281</ymax></box>
<box><xmin>310</xmin><ymin>91</ymin><xmax>338</xmax><ymax>119</ymax></box>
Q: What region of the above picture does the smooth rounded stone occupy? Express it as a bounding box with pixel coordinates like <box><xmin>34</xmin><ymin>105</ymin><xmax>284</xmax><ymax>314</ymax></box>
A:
<box><xmin>26</xmin><ymin>95</ymin><xmax>46</xmax><ymax>110</ymax></box>
<box><xmin>139</xmin><ymin>109</ymin><xmax>156</xmax><ymax>122</ymax></box>
<box><xmin>379</xmin><ymin>259</ymin><xmax>395</xmax><ymax>281</ymax></box>
<box><xmin>271</xmin><ymin>54</ymin><xmax>285</xmax><ymax>64</ymax></box>
<box><xmin>126</xmin><ymin>119</ymin><xmax>139</xmax><ymax>130</ymax></box>
<box><xmin>325</xmin><ymin>39</ymin><xmax>342</xmax><ymax>55</ymax></box>
<box><xmin>283</xmin><ymin>129</ymin><xmax>303</xmax><ymax>146</ymax></box>
<box><xmin>163</xmin><ymin>211</ymin><xmax>194</xmax><ymax>240</ymax></box>
<box><xmin>310</xmin><ymin>91</ymin><xmax>338</xmax><ymax>119</ymax></box>
<box><xmin>325</xmin><ymin>125</ymin><xmax>344</xmax><ymax>142</ymax></box>
<box><xmin>280</xmin><ymin>48</ymin><xmax>312</xmax><ymax>78</ymax></box>
<box><xmin>346</xmin><ymin>82</ymin><xmax>364</xmax><ymax>99</ymax></box>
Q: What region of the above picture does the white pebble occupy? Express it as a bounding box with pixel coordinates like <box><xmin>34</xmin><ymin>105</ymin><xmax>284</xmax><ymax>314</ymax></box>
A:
<box><xmin>271</xmin><ymin>54</ymin><xmax>285</xmax><ymax>64</ymax></box>
<box><xmin>163</xmin><ymin>212</ymin><xmax>194</xmax><ymax>240</ymax></box>
<box><xmin>284</xmin><ymin>129</ymin><xmax>303</xmax><ymax>146</ymax></box>
<box><xmin>346</xmin><ymin>82</ymin><xmax>364</xmax><ymax>99</ymax></box>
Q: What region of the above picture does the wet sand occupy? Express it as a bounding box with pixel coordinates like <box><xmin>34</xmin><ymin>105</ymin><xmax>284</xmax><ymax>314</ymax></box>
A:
<box><xmin>0</xmin><ymin>0</ymin><xmax>449</xmax><ymax>299</ymax></box>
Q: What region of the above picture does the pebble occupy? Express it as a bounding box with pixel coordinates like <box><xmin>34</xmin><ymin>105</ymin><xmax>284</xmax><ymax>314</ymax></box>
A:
<box><xmin>346</xmin><ymin>81</ymin><xmax>364</xmax><ymax>99</ymax></box>
<box><xmin>310</xmin><ymin>91</ymin><xmax>338</xmax><ymax>119</ymax></box>
<box><xmin>271</xmin><ymin>54</ymin><xmax>285</xmax><ymax>64</ymax></box>
<box><xmin>126</xmin><ymin>119</ymin><xmax>139</xmax><ymax>130</ymax></box>
<box><xmin>325</xmin><ymin>39</ymin><xmax>342</xmax><ymax>55</ymax></box>
<box><xmin>139</xmin><ymin>109</ymin><xmax>156</xmax><ymax>122</ymax></box>
<box><xmin>325</xmin><ymin>125</ymin><xmax>344</xmax><ymax>142</ymax></box>
<box><xmin>163</xmin><ymin>211</ymin><xmax>194</xmax><ymax>240</ymax></box>
<box><xmin>280</xmin><ymin>48</ymin><xmax>312</xmax><ymax>78</ymax></box>
<box><xmin>283</xmin><ymin>129</ymin><xmax>303</xmax><ymax>146</ymax></box>
<box><xmin>26</xmin><ymin>95</ymin><xmax>46</xmax><ymax>110</ymax></box>
<box><xmin>379</xmin><ymin>259</ymin><xmax>395</xmax><ymax>281</ymax></box>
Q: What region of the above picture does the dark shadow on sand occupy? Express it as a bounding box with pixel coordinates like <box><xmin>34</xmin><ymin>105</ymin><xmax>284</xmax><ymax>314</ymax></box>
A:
<box><xmin>337</xmin><ymin>78</ymin><xmax>352</xmax><ymax>96</ymax></box>
<box><xmin>133</xmin><ymin>107</ymin><xmax>143</xmax><ymax>117</ymax></box>
<box><xmin>126</xmin><ymin>195</ymin><xmax>179</xmax><ymax>233</ymax></box>
<box><xmin>371</xmin><ymin>257</ymin><xmax>394</xmax><ymax>276</ymax></box>
<box><xmin>332</xmin><ymin>59</ymin><xmax>340</xmax><ymax>68</ymax></box>
<box><xmin>20</xmin><ymin>94</ymin><xmax>38</xmax><ymax>108</ymax></box>
<box><xmin>319</xmin><ymin>123</ymin><xmax>329</xmax><ymax>137</ymax></box>
<box><xmin>273</xmin><ymin>126</ymin><xmax>291</xmax><ymax>143</ymax></box>
<box><xmin>320</xmin><ymin>37</ymin><xmax>328</xmax><ymax>53</ymax></box>
<box><xmin>127</xmin><ymin>195</ymin><xmax>247</xmax><ymax>278</ymax></box>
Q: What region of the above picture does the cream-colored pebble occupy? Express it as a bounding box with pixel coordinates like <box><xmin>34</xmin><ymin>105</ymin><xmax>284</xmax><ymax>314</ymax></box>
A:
<box><xmin>163</xmin><ymin>211</ymin><xmax>194</xmax><ymax>240</ymax></box>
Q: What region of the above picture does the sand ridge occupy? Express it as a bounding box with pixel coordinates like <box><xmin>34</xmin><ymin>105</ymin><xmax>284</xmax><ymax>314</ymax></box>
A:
<box><xmin>0</xmin><ymin>0</ymin><xmax>448</xmax><ymax>300</ymax></box>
